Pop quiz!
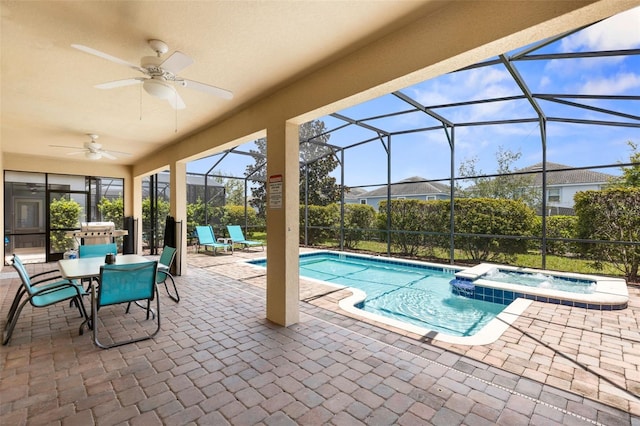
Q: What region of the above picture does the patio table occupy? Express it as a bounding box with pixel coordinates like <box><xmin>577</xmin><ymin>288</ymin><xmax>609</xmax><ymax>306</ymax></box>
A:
<box><xmin>58</xmin><ymin>254</ymin><xmax>150</xmax><ymax>280</ymax></box>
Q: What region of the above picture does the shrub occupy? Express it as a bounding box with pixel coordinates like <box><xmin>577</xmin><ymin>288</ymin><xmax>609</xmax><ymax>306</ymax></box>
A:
<box><xmin>300</xmin><ymin>204</ymin><xmax>339</xmax><ymax>245</ymax></box>
<box><xmin>342</xmin><ymin>203</ymin><xmax>376</xmax><ymax>249</ymax></box>
<box><xmin>377</xmin><ymin>199</ymin><xmax>448</xmax><ymax>256</ymax></box>
<box><xmin>50</xmin><ymin>197</ymin><xmax>81</xmax><ymax>252</ymax></box>
<box><xmin>533</xmin><ymin>215</ymin><xmax>577</xmax><ymax>256</ymax></box>
<box><xmin>575</xmin><ymin>188</ymin><xmax>640</xmax><ymax>282</ymax></box>
<box><xmin>451</xmin><ymin>198</ymin><xmax>536</xmax><ymax>262</ymax></box>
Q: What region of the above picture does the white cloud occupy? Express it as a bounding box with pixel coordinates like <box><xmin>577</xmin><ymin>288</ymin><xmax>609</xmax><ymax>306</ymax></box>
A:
<box><xmin>579</xmin><ymin>72</ymin><xmax>640</xmax><ymax>95</ymax></box>
<box><xmin>562</xmin><ymin>7</ymin><xmax>640</xmax><ymax>51</ymax></box>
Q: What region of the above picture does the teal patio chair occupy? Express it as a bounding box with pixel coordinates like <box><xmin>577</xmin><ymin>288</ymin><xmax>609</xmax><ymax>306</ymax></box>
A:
<box><xmin>86</xmin><ymin>261</ymin><xmax>159</xmax><ymax>349</ymax></box>
<box><xmin>195</xmin><ymin>225</ymin><xmax>232</xmax><ymax>255</ymax></box>
<box><xmin>226</xmin><ymin>225</ymin><xmax>264</xmax><ymax>251</ymax></box>
<box><xmin>157</xmin><ymin>246</ymin><xmax>179</xmax><ymax>302</ymax></box>
<box><xmin>78</xmin><ymin>242</ymin><xmax>118</xmax><ymax>289</ymax></box>
<box><xmin>79</xmin><ymin>242</ymin><xmax>117</xmax><ymax>258</ymax></box>
<box><xmin>3</xmin><ymin>254</ymin><xmax>87</xmax><ymax>345</ymax></box>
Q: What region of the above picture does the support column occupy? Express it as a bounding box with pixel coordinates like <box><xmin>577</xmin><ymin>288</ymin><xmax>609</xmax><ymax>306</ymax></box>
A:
<box><xmin>170</xmin><ymin>162</ymin><xmax>187</xmax><ymax>275</ymax></box>
<box><xmin>266</xmin><ymin>122</ymin><xmax>300</xmax><ymax>326</ymax></box>
<box><xmin>132</xmin><ymin>175</ymin><xmax>144</xmax><ymax>255</ymax></box>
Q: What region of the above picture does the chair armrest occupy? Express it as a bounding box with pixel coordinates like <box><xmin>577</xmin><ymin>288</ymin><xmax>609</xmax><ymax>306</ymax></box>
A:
<box><xmin>32</xmin><ymin>280</ymin><xmax>86</xmax><ymax>297</ymax></box>
<box><xmin>30</xmin><ymin>269</ymin><xmax>61</xmax><ymax>281</ymax></box>
<box><xmin>31</xmin><ymin>274</ymin><xmax>68</xmax><ymax>286</ymax></box>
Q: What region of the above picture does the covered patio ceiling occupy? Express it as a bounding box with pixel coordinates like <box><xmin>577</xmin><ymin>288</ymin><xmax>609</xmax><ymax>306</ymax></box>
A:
<box><xmin>0</xmin><ymin>1</ymin><xmax>445</xmax><ymax>164</ymax></box>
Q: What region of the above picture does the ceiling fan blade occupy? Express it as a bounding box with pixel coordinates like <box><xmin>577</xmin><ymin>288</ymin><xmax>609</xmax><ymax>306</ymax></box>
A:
<box><xmin>160</xmin><ymin>51</ymin><xmax>194</xmax><ymax>74</ymax></box>
<box><xmin>49</xmin><ymin>144</ymin><xmax>82</xmax><ymax>149</ymax></box>
<box><xmin>180</xmin><ymin>79</ymin><xmax>233</xmax><ymax>100</ymax></box>
<box><xmin>95</xmin><ymin>78</ymin><xmax>145</xmax><ymax>89</ymax></box>
<box><xmin>100</xmin><ymin>151</ymin><xmax>117</xmax><ymax>160</ymax></box>
<box><xmin>103</xmin><ymin>149</ymin><xmax>132</xmax><ymax>157</ymax></box>
<box><xmin>71</xmin><ymin>44</ymin><xmax>147</xmax><ymax>74</ymax></box>
<box><xmin>168</xmin><ymin>89</ymin><xmax>186</xmax><ymax>110</ymax></box>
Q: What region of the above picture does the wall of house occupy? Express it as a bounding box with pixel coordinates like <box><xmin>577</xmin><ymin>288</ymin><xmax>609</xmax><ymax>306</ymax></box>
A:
<box><xmin>550</xmin><ymin>183</ymin><xmax>606</xmax><ymax>210</ymax></box>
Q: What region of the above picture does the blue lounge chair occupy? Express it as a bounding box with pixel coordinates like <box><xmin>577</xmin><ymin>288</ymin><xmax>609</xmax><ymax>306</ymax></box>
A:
<box><xmin>226</xmin><ymin>225</ymin><xmax>264</xmax><ymax>251</ymax></box>
<box><xmin>195</xmin><ymin>226</ymin><xmax>232</xmax><ymax>255</ymax></box>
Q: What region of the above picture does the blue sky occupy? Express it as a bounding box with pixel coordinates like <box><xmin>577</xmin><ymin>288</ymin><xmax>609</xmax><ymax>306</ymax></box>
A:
<box><xmin>189</xmin><ymin>7</ymin><xmax>640</xmax><ymax>189</ymax></box>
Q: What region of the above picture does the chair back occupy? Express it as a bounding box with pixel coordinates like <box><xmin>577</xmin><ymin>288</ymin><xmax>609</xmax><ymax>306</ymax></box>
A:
<box><xmin>158</xmin><ymin>246</ymin><xmax>176</xmax><ymax>269</ymax></box>
<box><xmin>97</xmin><ymin>262</ymin><xmax>157</xmax><ymax>307</ymax></box>
<box><xmin>195</xmin><ymin>226</ymin><xmax>215</xmax><ymax>245</ymax></box>
<box><xmin>79</xmin><ymin>243</ymin><xmax>117</xmax><ymax>258</ymax></box>
<box><xmin>226</xmin><ymin>225</ymin><xmax>245</xmax><ymax>241</ymax></box>
<box><xmin>11</xmin><ymin>254</ymin><xmax>34</xmax><ymax>294</ymax></box>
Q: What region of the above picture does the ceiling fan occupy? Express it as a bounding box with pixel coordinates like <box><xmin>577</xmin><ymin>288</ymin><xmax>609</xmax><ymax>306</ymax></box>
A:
<box><xmin>49</xmin><ymin>134</ymin><xmax>132</xmax><ymax>160</ymax></box>
<box><xmin>71</xmin><ymin>39</ymin><xmax>233</xmax><ymax>109</ymax></box>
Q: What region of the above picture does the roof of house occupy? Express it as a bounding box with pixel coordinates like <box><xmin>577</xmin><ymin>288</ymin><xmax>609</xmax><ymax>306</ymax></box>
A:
<box><xmin>344</xmin><ymin>187</ymin><xmax>368</xmax><ymax>202</ymax></box>
<box><xmin>518</xmin><ymin>162</ymin><xmax>616</xmax><ymax>186</ymax></box>
<box><xmin>360</xmin><ymin>176</ymin><xmax>450</xmax><ymax>197</ymax></box>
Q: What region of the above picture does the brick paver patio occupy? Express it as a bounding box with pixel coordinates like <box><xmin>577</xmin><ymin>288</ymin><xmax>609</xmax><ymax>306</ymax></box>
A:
<box><xmin>1</xmin><ymin>248</ymin><xmax>638</xmax><ymax>425</ymax></box>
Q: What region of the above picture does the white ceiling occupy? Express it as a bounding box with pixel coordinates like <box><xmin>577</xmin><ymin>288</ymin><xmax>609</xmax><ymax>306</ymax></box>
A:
<box><xmin>1</xmin><ymin>1</ymin><xmax>447</xmax><ymax>165</ymax></box>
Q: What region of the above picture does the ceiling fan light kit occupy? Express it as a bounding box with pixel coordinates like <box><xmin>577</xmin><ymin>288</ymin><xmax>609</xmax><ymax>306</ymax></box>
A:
<box><xmin>143</xmin><ymin>79</ymin><xmax>175</xmax><ymax>100</ymax></box>
<box><xmin>85</xmin><ymin>151</ymin><xmax>102</xmax><ymax>160</ymax></box>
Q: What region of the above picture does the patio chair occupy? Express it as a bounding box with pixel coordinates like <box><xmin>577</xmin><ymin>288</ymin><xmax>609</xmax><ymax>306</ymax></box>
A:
<box><xmin>195</xmin><ymin>225</ymin><xmax>232</xmax><ymax>255</ymax></box>
<box><xmin>79</xmin><ymin>242</ymin><xmax>117</xmax><ymax>258</ymax></box>
<box><xmin>87</xmin><ymin>261</ymin><xmax>160</xmax><ymax>349</ymax></box>
<box><xmin>226</xmin><ymin>225</ymin><xmax>264</xmax><ymax>251</ymax></box>
<box><xmin>157</xmin><ymin>246</ymin><xmax>179</xmax><ymax>302</ymax></box>
<box><xmin>78</xmin><ymin>242</ymin><xmax>118</xmax><ymax>289</ymax></box>
<box><xmin>3</xmin><ymin>254</ymin><xmax>88</xmax><ymax>345</ymax></box>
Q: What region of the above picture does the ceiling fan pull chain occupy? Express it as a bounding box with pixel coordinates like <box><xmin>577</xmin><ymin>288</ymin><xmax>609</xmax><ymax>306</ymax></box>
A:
<box><xmin>174</xmin><ymin>90</ymin><xmax>178</xmax><ymax>133</ymax></box>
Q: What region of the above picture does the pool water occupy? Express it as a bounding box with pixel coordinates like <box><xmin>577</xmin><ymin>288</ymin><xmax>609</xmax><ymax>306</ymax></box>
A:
<box><xmin>252</xmin><ymin>253</ymin><xmax>506</xmax><ymax>337</ymax></box>
<box><xmin>483</xmin><ymin>267</ymin><xmax>596</xmax><ymax>294</ymax></box>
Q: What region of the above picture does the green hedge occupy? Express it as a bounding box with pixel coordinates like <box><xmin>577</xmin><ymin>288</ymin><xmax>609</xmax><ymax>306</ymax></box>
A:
<box><xmin>342</xmin><ymin>203</ymin><xmax>376</xmax><ymax>249</ymax></box>
<box><xmin>533</xmin><ymin>215</ymin><xmax>577</xmax><ymax>256</ymax></box>
<box><xmin>575</xmin><ymin>188</ymin><xmax>640</xmax><ymax>282</ymax></box>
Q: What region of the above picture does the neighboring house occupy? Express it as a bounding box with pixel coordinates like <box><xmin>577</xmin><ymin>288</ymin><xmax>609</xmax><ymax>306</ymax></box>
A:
<box><xmin>343</xmin><ymin>187</ymin><xmax>368</xmax><ymax>204</ymax></box>
<box><xmin>518</xmin><ymin>162</ymin><xmax>616</xmax><ymax>215</ymax></box>
<box><xmin>358</xmin><ymin>176</ymin><xmax>450</xmax><ymax>211</ymax></box>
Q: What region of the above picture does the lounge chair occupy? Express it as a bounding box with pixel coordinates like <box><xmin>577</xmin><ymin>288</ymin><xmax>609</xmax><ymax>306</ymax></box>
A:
<box><xmin>226</xmin><ymin>225</ymin><xmax>264</xmax><ymax>251</ymax></box>
<box><xmin>195</xmin><ymin>225</ymin><xmax>232</xmax><ymax>255</ymax></box>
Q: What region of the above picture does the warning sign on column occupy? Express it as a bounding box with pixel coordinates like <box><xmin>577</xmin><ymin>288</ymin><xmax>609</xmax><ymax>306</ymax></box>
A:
<box><xmin>268</xmin><ymin>174</ymin><xmax>283</xmax><ymax>209</ymax></box>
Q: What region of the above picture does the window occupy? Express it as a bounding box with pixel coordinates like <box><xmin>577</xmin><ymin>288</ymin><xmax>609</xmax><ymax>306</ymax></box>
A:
<box><xmin>547</xmin><ymin>188</ymin><xmax>560</xmax><ymax>203</ymax></box>
<box><xmin>360</xmin><ymin>200</ymin><xmax>367</xmax><ymax>205</ymax></box>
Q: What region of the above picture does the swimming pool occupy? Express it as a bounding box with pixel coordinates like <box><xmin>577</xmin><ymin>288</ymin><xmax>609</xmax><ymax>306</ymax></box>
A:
<box><xmin>247</xmin><ymin>251</ymin><xmax>628</xmax><ymax>344</ymax></box>
<box><xmin>248</xmin><ymin>252</ymin><xmax>531</xmax><ymax>344</ymax></box>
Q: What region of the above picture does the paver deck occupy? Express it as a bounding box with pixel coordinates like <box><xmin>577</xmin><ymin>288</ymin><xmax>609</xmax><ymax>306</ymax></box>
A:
<box><xmin>1</xmin><ymin>248</ymin><xmax>638</xmax><ymax>425</ymax></box>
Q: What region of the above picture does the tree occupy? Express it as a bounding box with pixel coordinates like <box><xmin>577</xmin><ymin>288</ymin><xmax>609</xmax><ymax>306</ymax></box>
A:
<box><xmin>299</xmin><ymin>120</ymin><xmax>344</xmax><ymax>206</ymax></box>
<box><xmin>245</xmin><ymin>138</ymin><xmax>268</xmax><ymax>218</ymax></box>
<box><xmin>457</xmin><ymin>147</ymin><xmax>541</xmax><ymax>209</ymax></box>
<box><xmin>609</xmin><ymin>141</ymin><xmax>640</xmax><ymax>188</ymax></box>
<box><xmin>246</xmin><ymin>120</ymin><xmax>346</xmax><ymax>218</ymax></box>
